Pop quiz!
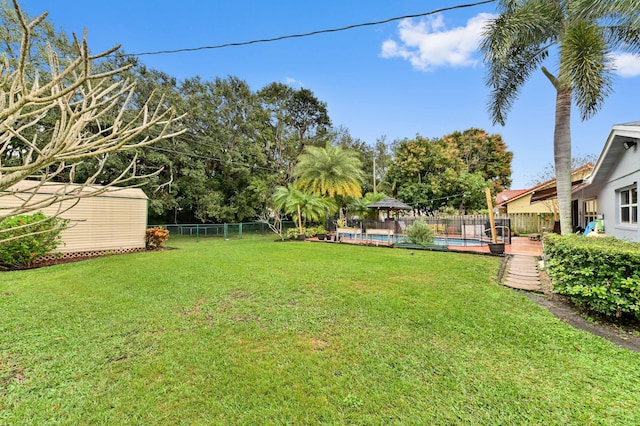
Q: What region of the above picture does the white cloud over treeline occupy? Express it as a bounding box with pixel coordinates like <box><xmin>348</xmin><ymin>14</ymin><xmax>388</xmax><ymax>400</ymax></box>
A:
<box><xmin>382</xmin><ymin>13</ymin><xmax>640</xmax><ymax>79</ymax></box>
<box><xmin>380</xmin><ymin>13</ymin><xmax>494</xmax><ymax>71</ymax></box>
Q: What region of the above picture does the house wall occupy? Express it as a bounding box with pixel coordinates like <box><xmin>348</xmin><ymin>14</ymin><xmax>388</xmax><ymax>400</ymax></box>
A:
<box><xmin>504</xmin><ymin>194</ymin><xmax>555</xmax><ymax>214</ymax></box>
<box><xmin>597</xmin><ymin>147</ymin><xmax>639</xmax><ymax>241</ymax></box>
<box><xmin>2</xmin><ymin>182</ymin><xmax>148</xmax><ymax>253</ymax></box>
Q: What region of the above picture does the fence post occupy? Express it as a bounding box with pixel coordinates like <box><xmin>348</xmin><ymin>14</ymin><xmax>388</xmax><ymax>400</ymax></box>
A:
<box><xmin>224</xmin><ymin>223</ymin><xmax>228</xmax><ymax>239</ymax></box>
<box><xmin>239</xmin><ymin>223</ymin><xmax>243</xmax><ymax>239</ymax></box>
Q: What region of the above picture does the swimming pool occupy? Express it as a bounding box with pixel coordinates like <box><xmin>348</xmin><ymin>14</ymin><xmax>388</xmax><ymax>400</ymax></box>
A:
<box><xmin>337</xmin><ymin>233</ymin><xmax>484</xmax><ymax>246</ymax></box>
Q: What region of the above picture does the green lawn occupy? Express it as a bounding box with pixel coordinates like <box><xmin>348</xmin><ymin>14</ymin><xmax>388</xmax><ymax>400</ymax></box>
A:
<box><xmin>2</xmin><ymin>236</ymin><xmax>640</xmax><ymax>424</ymax></box>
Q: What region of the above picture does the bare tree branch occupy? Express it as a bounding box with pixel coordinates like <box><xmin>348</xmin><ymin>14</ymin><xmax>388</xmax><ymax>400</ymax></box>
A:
<box><xmin>0</xmin><ymin>1</ymin><xmax>186</xmax><ymax>223</ymax></box>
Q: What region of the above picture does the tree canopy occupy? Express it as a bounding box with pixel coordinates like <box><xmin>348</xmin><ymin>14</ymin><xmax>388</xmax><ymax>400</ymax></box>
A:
<box><xmin>385</xmin><ymin>129</ymin><xmax>512</xmax><ymax>214</ymax></box>
<box><xmin>0</xmin><ymin>1</ymin><xmax>516</xmax><ymax>229</ymax></box>
<box><xmin>0</xmin><ymin>1</ymin><xmax>182</xmax><ymax>230</ymax></box>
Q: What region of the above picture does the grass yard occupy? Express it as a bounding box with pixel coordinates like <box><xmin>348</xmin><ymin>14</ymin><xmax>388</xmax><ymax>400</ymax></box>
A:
<box><xmin>2</xmin><ymin>236</ymin><xmax>640</xmax><ymax>424</ymax></box>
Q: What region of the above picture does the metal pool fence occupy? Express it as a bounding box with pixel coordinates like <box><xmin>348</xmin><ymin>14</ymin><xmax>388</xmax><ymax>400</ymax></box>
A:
<box><xmin>152</xmin><ymin>215</ymin><xmax>512</xmax><ymax>244</ymax></box>
<box><xmin>351</xmin><ymin>215</ymin><xmax>512</xmax><ymax>244</ymax></box>
<box><xmin>150</xmin><ymin>221</ymin><xmax>297</xmax><ymax>239</ymax></box>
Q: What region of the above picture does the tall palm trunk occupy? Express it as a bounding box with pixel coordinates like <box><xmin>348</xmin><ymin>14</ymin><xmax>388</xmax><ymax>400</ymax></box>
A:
<box><xmin>554</xmin><ymin>87</ymin><xmax>573</xmax><ymax>235</ymax></box>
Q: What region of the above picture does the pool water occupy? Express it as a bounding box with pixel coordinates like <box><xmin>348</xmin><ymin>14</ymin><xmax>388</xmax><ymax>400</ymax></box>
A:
<box><xmin>339</xmin><ymin>233</ymin><xmax>484</xmax><ymax>246</ymax></box>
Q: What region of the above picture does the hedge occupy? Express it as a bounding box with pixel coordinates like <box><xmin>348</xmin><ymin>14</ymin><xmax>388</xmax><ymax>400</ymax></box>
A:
<box><xmin>0</xmin><ymin>212</ymin><xmax>68</xmax><ymax>268</ymax></box>
<box><xmin>544</xmin><ymin>234</ymin><xmax>640</xmax><ymax>319</ymax></box>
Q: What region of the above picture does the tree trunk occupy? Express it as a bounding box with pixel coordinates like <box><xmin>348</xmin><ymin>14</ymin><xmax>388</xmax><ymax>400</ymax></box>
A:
<box><xmin>297</xmin><ymin>204</ymin><xmax>303</xmax><ymax>235</ymax></box>
<box><xmin>553</xmin><ymin>88</ymin><xmax>573</xmax><ymax>235</ymax></box>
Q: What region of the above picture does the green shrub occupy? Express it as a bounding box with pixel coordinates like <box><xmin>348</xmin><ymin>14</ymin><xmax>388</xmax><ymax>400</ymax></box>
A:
<box><xmin>544</xmin><ymin>234</ymin><xmax>640</xmax><ymax>319</ymax></box>
<box><xmin>284</xmin><ymin>226</ymin><xmax>325</xmax><ymax>240</ymax></box>
<box><xmin>405</xmin><ymin>220</ymin><xmax>436</xmax><ymax>247</ymax></box>
<box><xmin>0</xmin><ymin>212</ymin><xmax>68</xmax><ymax>267</ymax></box>
<box><xmin>285</xmin><ymin>228</ymin><xmax>300</xmax><ymax>239</ymax></box>
<box><xmin>146</xmin><ymin>227</ymin><xmax>170</xmax><ymax>249</ymax></box>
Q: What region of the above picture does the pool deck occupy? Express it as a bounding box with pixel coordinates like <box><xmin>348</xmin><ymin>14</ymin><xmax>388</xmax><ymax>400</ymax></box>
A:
<box><xmin>309</xmin><ymin>235</ymin><xmax>543</xmax><ymax>257</ymax></box>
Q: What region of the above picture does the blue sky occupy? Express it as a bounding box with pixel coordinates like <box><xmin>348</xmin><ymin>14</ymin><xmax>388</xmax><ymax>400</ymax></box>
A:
<box><xmin>18</xmin><ymin>0</ymin><xmax>640</xmax><ymax>189</ymax></box>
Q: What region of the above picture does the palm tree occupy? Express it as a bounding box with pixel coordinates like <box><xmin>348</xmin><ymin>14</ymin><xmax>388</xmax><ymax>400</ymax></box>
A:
<box><xmin>348</xmin><ymin>192</ymin><xmax>388</xmax><ymax>220</ymax></box>
<box><xmin>273</xmin><ymin>184</ymin><xmax>335</xmax><ymax>235</ymax></box>
<box><xmin>293</xmin><ymin>143</ymin><xmax>365</xmax><ymax>198</ymax></box>
<box><xmin>481</xmin><ymin>0</ymin><xmax>640</xmax><ymax>234</ymax></box>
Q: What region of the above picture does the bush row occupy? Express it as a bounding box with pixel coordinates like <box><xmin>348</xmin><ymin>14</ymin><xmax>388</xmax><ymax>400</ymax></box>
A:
<box><xmin>0</xmin><ymin>212</ymin><xmax>68</xmax><ymax>267</ymax></box>
<box><xmin>284</xmin><ymin>226</ymin><xmax>327</xmax><ymax>239</ymax></box>
<box><xmin>544</xmin><ymin>234</ymin><xmax>640</xmax><ymax>319</ymax></box>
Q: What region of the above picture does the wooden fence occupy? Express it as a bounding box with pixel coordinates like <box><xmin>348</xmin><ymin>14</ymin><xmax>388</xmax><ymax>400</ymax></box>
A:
<box><xmin>497</xmin><ymin>213</ymin><xmax>555</xmax><ymax>234</ymax></box>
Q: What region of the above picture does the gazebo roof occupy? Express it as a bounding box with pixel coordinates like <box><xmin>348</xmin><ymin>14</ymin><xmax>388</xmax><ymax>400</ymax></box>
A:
<box><xmin>367</xmin><ymin>197</ymin><xmax>412</xmax><ymax>211</ymax></box>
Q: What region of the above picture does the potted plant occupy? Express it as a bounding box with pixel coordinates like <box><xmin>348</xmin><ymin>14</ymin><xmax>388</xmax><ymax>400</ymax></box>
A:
<box><xmin>488</xmin><ymin>242</ymin><xmax>505</xmax><ymax>254</ymax></box>
<box><xmin>316</xmin><ymin>225</ymin><xmax>327</xmax><ymax>241</ymax></box>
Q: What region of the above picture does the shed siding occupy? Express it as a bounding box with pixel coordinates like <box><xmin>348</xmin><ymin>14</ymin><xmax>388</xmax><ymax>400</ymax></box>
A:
<box><xmin>2</xmin><ymin>182</ymin><xmax>148</xmax><ymax>253</ymax></box>
<box><xmin>57</xmin><ymin>196</ymin><xmax>148</xmax><ymax>252</ymax></box>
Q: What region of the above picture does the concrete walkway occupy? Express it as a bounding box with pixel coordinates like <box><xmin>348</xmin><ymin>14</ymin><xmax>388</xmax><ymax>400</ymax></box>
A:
<box><xmin>502</xmin><ymin>255</ymin><xmax>543</xmax><ymax>292</ymax></box>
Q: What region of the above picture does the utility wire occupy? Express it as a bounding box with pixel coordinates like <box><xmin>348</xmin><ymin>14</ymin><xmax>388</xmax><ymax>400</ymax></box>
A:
<box><xmin>130</xmin><ymin>0</ymin><xmax>495</xmax><ymax>57</ymax></box>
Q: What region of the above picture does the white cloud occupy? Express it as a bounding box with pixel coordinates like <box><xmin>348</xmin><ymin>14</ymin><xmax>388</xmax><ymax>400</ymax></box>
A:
<box><xmin>380</xmin><ymin>13</ymin><xmax>495</xmax><ymax>72</ymax></box>
<box><xmin>285</xmin><ymin>77</ymin><xmax>304</xmax><ymax>88</ymax></box>
<box><xmin>612</xmin><ymin>53</ymin><xmax>640</xmax><ymax>77</ymax></box>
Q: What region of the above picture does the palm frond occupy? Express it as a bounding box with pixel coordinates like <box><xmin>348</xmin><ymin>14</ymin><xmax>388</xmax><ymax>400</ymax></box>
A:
<box><xmin>561</xmin><ymin>21</ymin><xmax>613</xmax><ymax>121</ymax></box>
<box><xmin>293</xmin><ymin>143</ymin><xmax>364</xmax><ymax>198</ymax></box>
<box><xmin>569</xmin><ymin>0</ymin><xmax>640</xmax><ymax>27</ymax></box>
<box><xmin>480</xmin><ymin>0</ymin><xmax>563</xmax><ymax>125</ymax></box>
<box><xmin>603</xmin><ymin>25</ymin><xmax>640</xmax><ymax>54</ymax></box>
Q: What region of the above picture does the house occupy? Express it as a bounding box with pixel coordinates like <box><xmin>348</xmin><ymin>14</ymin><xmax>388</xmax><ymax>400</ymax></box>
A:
<box><xmin>573</xmin><ymin>122</ymin><xmax>639</xmax><ymax>241</ymax></box>
<box><xmin>496</xmin><ymin>165</ymin><xmax>594</xmax><ymax>233</ymax></box>
<box><xmin>2</xmin><ymin>180</ymin><xmax>149</xmax><ymax>255</ymax></box>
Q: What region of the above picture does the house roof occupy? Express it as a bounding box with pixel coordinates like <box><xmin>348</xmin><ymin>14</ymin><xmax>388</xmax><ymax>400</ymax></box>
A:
<box><xmin>500</xmin><ymin>164</ymin><xmax>594</xmax><ymax>205</ymax></box>
<box><xmin>530</xmin><ymin>178</ymin><xmax>588</xmax><ymax>203</ymax></box>
<box><xmin>583</xmin><ymin>121</ymin><xmax>640</xmax><ymax>186</ymax></box>
<box><xmin>367</xmin><ymin>197</ymin><xmax>412</xmax><ymax>210</ymax></box>
<box><xmin>495</xmin><ymin>189</ymin><xmax>528</xmax><ymax>207</ymax></box>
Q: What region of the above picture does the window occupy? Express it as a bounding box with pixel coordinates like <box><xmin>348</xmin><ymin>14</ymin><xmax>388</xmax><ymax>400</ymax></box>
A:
<box><xmin>584</xmin><ymin>199</ymin><xmax>598</xmax><ymax>227</ymax></box>
<box><xmin>619</xmin><ymin>187</ymin><xmax>638</xmax><ymax>225</ymax></box>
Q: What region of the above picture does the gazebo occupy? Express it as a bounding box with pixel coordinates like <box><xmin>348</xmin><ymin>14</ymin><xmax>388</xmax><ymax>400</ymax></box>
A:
<box><xmin>367</xmin><ymin>197</ymin><xmax>412</xmax><ymax>220</ymax></box>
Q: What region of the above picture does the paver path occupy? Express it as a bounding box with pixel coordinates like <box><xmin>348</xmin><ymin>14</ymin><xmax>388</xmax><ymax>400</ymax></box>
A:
<box><xmin>502</xmin><ymin>255</ymin><xmax>542</xmax><ymax>292</ymax></box>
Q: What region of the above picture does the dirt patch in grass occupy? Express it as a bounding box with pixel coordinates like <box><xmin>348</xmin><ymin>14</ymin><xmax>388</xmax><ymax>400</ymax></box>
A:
<box><xmin>526</xmin><ymin>270</ymin><xmax>640</xmax><ymax>353</ymax></box>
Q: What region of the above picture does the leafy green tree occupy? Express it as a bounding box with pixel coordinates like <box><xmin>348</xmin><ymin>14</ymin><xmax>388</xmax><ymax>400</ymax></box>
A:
<box><xmin>481</xmin><ymin>0</ymin><xmax>640</xmax><ymax>234</ymax></box>
<box><xmin>386</xmin><ymin>129</ymin><xmax>512</xmax><ymax>214</ymax></box>
<box><xmin>442</xmin><ymin>128</ymin><xmax>512</xmax><ymax>193</ymax></box>
<box><xmin>257</xmin><ymin>83</ymin><xmax>332</xmax><ymax>184</ymax></box>
<box><xmin>331</xmin><ymin>127</ymin><xmax>393</xmax><ymax>196</ymax></box>
<box><xmin>287</xmin><ymin>88</ymin><xmax>331</xmax><ymax>153</ymax></box>
<box><xmin>386</xmin><ymin>136</ymin><xmax>461</xmax><ymax>212</ymax></box>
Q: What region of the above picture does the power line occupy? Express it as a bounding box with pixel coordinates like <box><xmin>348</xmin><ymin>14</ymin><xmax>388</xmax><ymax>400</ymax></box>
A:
<box><xmin>129</xmin><ymin>0</ymin><xmax>495</xmax><ymax>57</ymax></box>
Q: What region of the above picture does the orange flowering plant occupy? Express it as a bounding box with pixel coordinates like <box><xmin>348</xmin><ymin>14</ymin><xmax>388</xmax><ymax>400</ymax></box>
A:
<box><xmin>146</xmin><ymin>227</ymin><xmax>169</xmax><ymax>249</ymax></box>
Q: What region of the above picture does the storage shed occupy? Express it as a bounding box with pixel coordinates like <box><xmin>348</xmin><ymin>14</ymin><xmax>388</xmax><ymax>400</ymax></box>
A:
<box><xmin>2</xmin><ymin>180</ymin><xmax>148</xmax><ymax>254</ymax></box>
